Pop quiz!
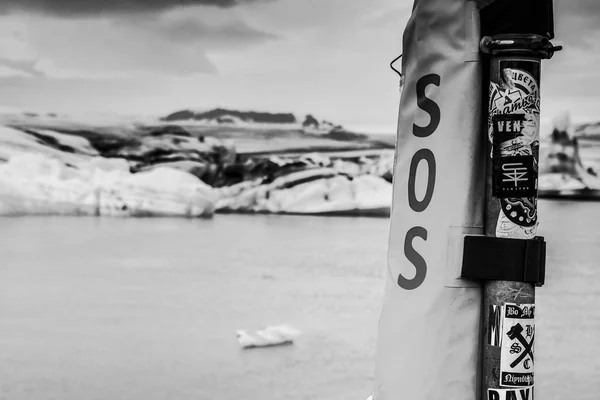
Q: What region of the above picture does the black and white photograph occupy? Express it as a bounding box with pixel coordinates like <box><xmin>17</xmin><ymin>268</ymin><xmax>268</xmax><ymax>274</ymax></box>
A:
<box><xmin>0</xmin><ymin>1</ymin><xmax>598</xmax><ymax>399</ymax></box>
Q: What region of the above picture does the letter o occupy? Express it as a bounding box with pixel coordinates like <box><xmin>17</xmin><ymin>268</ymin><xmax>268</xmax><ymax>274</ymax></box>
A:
<box><xmin>408</xmin><ymin>148</ymin><xmax>436</xmax><ymax>212</ymax></box>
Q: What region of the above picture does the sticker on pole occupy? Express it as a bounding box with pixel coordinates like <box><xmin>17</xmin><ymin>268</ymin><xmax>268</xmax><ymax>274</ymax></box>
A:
<box><xmin>488</xmin><ymin>62</ymin><xmax>541</xmax><ymax>240</ymax></box>
<box><xmin>492</xmin><ymin>114</ymin><xmax>537</xmax><ymax>199</ymax></box>
<box><xmin>488</xmin><ymin>304</ymin><xmax>504</xmax><ymax>346</ymax></box>
<box><xmin>500</xmin><ymin>303</ymin><xmax>535</xmax><ymax>387</ymax></box>
<box><xmin>488</xmin><ymin>386</ymin><xmax>534</xmax><ymax>400</ymax></box>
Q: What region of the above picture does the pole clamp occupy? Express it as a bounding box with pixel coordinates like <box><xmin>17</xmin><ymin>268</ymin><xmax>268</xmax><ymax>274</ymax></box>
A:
<box><xmin>461</xmin><ymin>236</ymin><xmax>546</xmax><ymax>286</ymax></box>
<box><xmin>480</xmin><ymin>34</ymin><xmax>562</xmax><ymax>59</ymax></box>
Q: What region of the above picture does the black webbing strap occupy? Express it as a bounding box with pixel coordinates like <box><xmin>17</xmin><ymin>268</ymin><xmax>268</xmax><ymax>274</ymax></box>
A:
<box><xmin>461</xmin><ymin>236</ymin><xmax>546</xmax><ymax>286</ymax></box>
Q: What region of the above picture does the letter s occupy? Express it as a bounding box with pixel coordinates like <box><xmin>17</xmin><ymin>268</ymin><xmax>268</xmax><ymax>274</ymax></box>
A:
<box><xmin>398</xmin><ymin>226</ymin><xmax>428</xmax><ymax>290</ymax></box>
<box><xmin>413</xmin><ymin>74</ymin><xmax>441</xmax><ymax>137</ymax></box>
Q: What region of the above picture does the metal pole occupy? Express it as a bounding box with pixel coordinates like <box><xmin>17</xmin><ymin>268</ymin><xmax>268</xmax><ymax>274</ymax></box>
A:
<box><xmin>480</xmin><ymin>35</ymin><xmax>560</xmax><ymax>400</ymax></box>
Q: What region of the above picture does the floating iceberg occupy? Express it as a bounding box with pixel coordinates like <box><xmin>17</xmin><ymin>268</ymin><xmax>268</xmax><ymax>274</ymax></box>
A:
<box><xmin>0</xmin><ymin>153</ymin><xmax>216</xmax><ymax>217</ymax></box>
<box><xmin>0</xmin><ymin>153</ymin><xmax>98</xmax><ymax>216</ymax></box>
<box><xmin>538</xmin><ymin>111</ymin><xmax>600</xmax><ymax>198</ymax></box>
<box><xmin>0</xmin><ymin>112</ymin><xmax>397</xmax><ymax>216</ymax></box>
<box><xmin>216</xmin><ymin>168</ymin><xmax>392</xmax><ymax>216</ymax></box>
<box><xmin>0</xmin><ymin>125</ymin><xmax>92</xmax><ymax>166</ymax></box>
<box><xmin>236</xmin><ymin>325</ymin><xmax>301</xmax><ymax>349</ymax></box>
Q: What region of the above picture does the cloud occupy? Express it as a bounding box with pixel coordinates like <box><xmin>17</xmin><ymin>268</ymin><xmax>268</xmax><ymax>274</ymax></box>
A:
<box><xmin>0</xmin><ymin>59</ymin><xmax>43</xmax><ymax>78</ymax></box>
<box><xmin>554</xmin><ymin>0</ymin><xmax>600</xmax><ymax>48</ymax></box>
<box><xmin>360</xmin><ymin>4</ymin><xmax>411</xmax><ymax>29</ymax></box>
<box><xmin>0</xmin><ymin>0</ymin><xmax>272</xmax><ymax>17</ymax></box>
<box><xmin>0</xmin><ymin>15</ymin><xmax>218</xmax><ymax>78</ymax></box>
<box><xmin>0</xmin><ymin>2</ymin><xmax>278</xmax><ymax>80</ymax></box>
<box><xmin>121</xmin><ymin>7</ymin><xmax>278</xmax><ymax>49</ymax></box>
<box><xmin>0</xmin><ymin>64</ymin><xmax>33</xmax><ymax>78</ymax></box>
<box><xmin>0</xmin><ymin>19</ymin><xmax>36</xmax><ymax>62</ymax></box>
<box><xmin>32</xmin><ymin>59</ymin><xmax>137</xmax><ymax>80</ymax></box>
<box><xmin>557</xmin><ymin>0</ymin><xmax>600</xmax><ymax>17</ymax></box>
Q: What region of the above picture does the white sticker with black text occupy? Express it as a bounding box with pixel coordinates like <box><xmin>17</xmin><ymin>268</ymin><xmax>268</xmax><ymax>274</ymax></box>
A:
<box><xmin>488</xmin><ymin>386</ymin><xmax>534</xmax><ymax>400</ymax></box>
<box><xmin>500</xmin><ymin>303</ymin><xmax>535</xmax><ymax>387</ymax></box>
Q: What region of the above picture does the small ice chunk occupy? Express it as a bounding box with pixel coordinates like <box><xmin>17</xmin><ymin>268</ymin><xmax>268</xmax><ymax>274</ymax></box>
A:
<box><xmin>236</xmin><ymin>325</ymin><xmax>301</xmax><ymax>349</ymax></box>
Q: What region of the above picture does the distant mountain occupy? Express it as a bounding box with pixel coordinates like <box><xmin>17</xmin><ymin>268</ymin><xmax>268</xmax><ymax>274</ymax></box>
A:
<box><xmin>161</xmin><ymin>108</ymin><xmax>347</xmax><ymax>136</ymax></box>
<box><xmin>575</xmin><ymin>121</ymin><xmax>600</xmax><ymax>139</ymax></box>
<box><xmin>163</xmin><ymin>108</ymin><xmax>296</xmax><ymax>124</ymax></box>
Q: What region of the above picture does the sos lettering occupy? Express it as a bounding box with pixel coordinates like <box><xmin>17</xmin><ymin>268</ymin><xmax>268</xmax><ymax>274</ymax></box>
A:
<box><xmin>397</xmin><ymin>74</ymin><xmax>441</xmax><ymax>290</ymax></box>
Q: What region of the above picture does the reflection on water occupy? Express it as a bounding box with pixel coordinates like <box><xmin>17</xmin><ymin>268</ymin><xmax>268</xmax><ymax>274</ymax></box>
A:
<box><xmin>0</xmin><ymin>200</ymin><xmax>599</xmax><ymax>400</ymax></box>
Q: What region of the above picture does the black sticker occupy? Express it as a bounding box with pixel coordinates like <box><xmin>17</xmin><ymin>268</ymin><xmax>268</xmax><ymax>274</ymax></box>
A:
<box><xmin>493</xmin><ymin>114</ymin><xmax>525</xmax><ymax>147</ymax></box>
<box><xmin>500</xmin><ymin>371</ymin><xmax>534</xmax><ymax>387</ymax></box>
<box><xmin>493</xmin><ymin>156</ymin><xmax>537</xmax><ymax>198</ymax></box>
<box><xmin>505</xmin><ymin>304</ymin><xmax>535</xmax><ymax>319</ymax></box>
<box><xmin>500</xmin><ymin>197</ymin><xmax>537</xmax><ymax>227</ymax></box>
<box><xmin>492</xmin><ymin>114</ymin><xmax>537</xmax><ymax>199</ymax></box>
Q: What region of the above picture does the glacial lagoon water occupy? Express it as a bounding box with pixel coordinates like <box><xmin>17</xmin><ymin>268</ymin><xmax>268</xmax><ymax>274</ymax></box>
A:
<box><xmin>0</xmin><ymin>200</ymin><xmax>599</xmax><ymax>400</ymax></box>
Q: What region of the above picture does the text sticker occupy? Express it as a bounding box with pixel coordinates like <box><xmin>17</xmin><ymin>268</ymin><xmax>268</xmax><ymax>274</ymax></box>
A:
<box><xmin>500</xmin><ymin>303</ymin><xmax>535</xmax><ymax>387</ymax></box>
<box><xmin>488</xmin><ymin>386</ymin><xmax>534</xmax><ymax>400</ymax></box>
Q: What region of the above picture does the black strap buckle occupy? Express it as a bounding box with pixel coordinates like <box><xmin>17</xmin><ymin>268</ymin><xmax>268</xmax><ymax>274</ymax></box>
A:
<box><xmin>461</xmin><ymin>236</ymin><xmax>546</xmax><ymax>286</ymax></box>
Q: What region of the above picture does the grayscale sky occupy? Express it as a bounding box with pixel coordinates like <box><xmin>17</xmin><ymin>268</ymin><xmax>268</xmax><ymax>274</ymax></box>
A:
<box><xmin>0</xmin><ymin>0</ymin><xmax>597</xmax><ymax>132</ymax></box>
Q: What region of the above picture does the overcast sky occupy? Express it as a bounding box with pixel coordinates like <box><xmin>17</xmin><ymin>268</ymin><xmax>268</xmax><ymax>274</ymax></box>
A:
<box><xmin>0</xmin><ymin>0</ymin><xmax>598</xmax><ymax>132</ymax></box>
